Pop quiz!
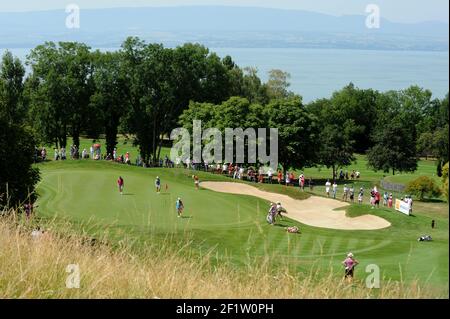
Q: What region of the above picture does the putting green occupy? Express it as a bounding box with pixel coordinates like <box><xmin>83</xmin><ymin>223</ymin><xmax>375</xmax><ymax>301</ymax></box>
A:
<box><xmin>35</xmin><ymin>160</ymin><xmax>449</xmax><ymax>289</ymax></box>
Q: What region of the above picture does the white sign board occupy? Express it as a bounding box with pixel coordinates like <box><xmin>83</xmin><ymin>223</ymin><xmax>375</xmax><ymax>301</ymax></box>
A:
<box><xmin>395</xmin><ymin>199</ymin><xmax>410</xmax><ymax>215</ymax></box>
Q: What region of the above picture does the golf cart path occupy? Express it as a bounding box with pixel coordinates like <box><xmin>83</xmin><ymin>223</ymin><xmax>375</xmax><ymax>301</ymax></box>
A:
<box><xmin>201</xmin><ymin>182</ymin><xmax>391</xmax><ymax>230</ymax></box>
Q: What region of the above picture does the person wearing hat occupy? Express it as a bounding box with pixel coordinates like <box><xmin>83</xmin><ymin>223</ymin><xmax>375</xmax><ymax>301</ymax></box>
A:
<box><xmin>176</xmin><ymin>197</ymin><xmax>184</xmax><ymax>217</ymax></box>
<box><xmin>342</xmin><ymin>252</ymin><xmax>359</xmax><ymax>281</ymax></box>
<box><xmin>276</xmin><ymin>201</ymin><xmax>287</xmax><ymax>220</ymax></box>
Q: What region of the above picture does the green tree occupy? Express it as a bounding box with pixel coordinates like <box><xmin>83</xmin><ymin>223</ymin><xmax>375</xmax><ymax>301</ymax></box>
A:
<box><xmin>416</xmin><ymin>132</ymin><xmax>434</xmax><ymax>159</ymax></box>
<box><xmin>265</xmin><ymin>69</ymin><xmax>291</xmax><ymax>100</ymax></box>
<box><xmin>307</xmin><ymin>97</ymin><xmax>358</xmax><ymax>179</ymax></box>
<box><xmin>328</xmin><ymin>83</ymin><xmax>379</xmax><ymax>153</ymax></box>
<box><xmin>27</xmin><ymin>42</ymin><xmax>94</xmax><ymax>148</ymax></box>
<box><xmin>0</xmin><ymin>51</ymin><xmax>26</xmax><ymax>124</ymax></box>
<box><xmin>264</xmin><ymin>96</ymin><xmax>318</xmax><ymax>171</ymax></box>
<box><xmin>0</xmin><ymin>118</ymin><xmax>40</xmax><ymax>209</ymax></box>
<box><xmin>367</xmin><ymin>91</ymin><xmax>418</xmax><ymax>175</ymax></box>
<box><xmin>90</xmin><ymin>51</ymin><xmax>129</xmax><ymax>157</ymax></box>
<box><xmin>405</xmin><ymin>176</ymin><xmax>442</xmax><ymax>201</ymax></box>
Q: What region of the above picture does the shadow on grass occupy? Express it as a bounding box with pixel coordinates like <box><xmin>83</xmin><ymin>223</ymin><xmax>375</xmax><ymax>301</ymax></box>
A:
<box><xmin>417</xmin><ymin>198</ymin><xmax>445</xmax><ymax>203</ymax></box>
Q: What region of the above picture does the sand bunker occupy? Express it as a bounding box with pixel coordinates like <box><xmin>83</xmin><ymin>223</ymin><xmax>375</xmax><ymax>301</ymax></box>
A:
<box><xmin>201</xmin><ymin>182</ymin><xmax>391</xmax><ymax>230</ymax></box>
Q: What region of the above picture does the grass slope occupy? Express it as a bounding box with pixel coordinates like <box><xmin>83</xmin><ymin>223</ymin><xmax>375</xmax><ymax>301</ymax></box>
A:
<box><xmin>35</xmin><ymin>160</ymin><xmax>449</xmax><ymax>291</ymax></box>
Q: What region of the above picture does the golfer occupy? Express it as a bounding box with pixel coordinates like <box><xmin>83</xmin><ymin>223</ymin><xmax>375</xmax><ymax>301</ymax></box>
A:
<box><xmin>342</xmin><ymin>252</ymin><xmax>359</xmax><ymax>281</ymax></box>
<box><xmin>176</xmin><ymin>197</ymin><xmax>184</xmax><ymax>217</ymax></box>
<box><xmin>155</xmin><ymin>176</ymin><xmax>161</xmax><ymax>193</ymax></box>
<box><xmin>276</xmin><ymin>201</ymin><xmax>287</xmax><ymax>220</ymax></box>
<box><xmin>117</xmin><ymin>176</ymin><xmax>124</xmax><ymax>195</ymax></box>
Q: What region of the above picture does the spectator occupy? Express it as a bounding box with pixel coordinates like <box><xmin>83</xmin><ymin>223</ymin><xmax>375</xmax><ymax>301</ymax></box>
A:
<box><xmin>358</xmin><ymin>188</ymin><xmax>364</xmax><ymax>204</ymax></box>
<box><xmin>332</xmin><ymin>181</ymin><xmax>338</xmax><ymax>199</ymax></box>
<box><xmin>325</xmin><ymin>179</ymin><xmax>331</xmax><ymax>197</ymax></box>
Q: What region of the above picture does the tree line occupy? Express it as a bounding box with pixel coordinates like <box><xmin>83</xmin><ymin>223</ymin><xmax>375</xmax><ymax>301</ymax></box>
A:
<box><xmin>181</xmin><ymin>83</ymin><xmax>448</xmax><ymax>178</ymax></box>
<box><xmin>0</xmin><ymin>37</ymin><xmax>448</xmax><ymax>207</ymax></box>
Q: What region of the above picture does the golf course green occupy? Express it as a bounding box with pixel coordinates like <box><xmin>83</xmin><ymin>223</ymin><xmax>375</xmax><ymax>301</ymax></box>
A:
<box><xmin>35</xmin><ymin>157</ymin><xmax>449</xmax><ymax>291</ymax></box>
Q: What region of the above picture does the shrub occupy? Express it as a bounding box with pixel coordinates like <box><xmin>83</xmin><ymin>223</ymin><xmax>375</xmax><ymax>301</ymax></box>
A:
<box><xmin>405</xmin><ymin>176</ymin><xmax>442</xmax><ymax>201</ymax></box>
<box><xmin>442</xmin><ymin>162</ymin><xmax>449</xmax><ymax>201</ymax></box>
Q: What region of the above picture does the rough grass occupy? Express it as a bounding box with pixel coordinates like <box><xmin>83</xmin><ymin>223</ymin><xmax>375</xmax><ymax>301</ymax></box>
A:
<box><xmin>0</xmin><ymin>213</ymin><xmax>446</xmax><ymax>299</ymax></box>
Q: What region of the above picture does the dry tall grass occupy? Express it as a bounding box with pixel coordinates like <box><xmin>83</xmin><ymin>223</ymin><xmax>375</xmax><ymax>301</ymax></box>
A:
<box><xmin>0</xmin><ymin>212</ymin><xmax>446</xmax><ymax>299</ymax></box>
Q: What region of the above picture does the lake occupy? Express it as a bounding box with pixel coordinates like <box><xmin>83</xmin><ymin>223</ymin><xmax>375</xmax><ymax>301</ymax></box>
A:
<box><xmin>1</xmin><ymin>47</ymin><xmax>448</xmax><ymax>102</ymax></box>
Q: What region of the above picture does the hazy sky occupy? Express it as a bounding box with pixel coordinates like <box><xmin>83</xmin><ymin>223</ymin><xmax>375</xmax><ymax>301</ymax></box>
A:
<box><xmin>0</xmin><ymin>0</ymin><xmax>448</xmax><ymax>23</ymax></box>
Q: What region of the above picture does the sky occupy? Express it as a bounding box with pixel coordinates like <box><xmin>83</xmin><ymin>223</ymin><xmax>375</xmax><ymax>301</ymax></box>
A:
<box><xmin>0</xmin><ymin>0</ymin><xmax>448</xmax><ymax>23</ymax></box>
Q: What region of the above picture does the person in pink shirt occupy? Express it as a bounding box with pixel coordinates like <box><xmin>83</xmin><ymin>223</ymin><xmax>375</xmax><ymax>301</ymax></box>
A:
<box><xmin>117</xmin><ymin>176</ymin><xmax>124</xmax><ymax>195</ymax></box>
<box><xmin>342</xmin><ymin>252</ymin><xmax>359</xmax><ymax>281</ymax></box>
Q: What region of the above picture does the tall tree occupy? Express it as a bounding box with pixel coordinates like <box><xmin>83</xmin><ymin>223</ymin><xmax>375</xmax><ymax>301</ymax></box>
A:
<box><xmin>27</xmin><ymin>42</ymin><xmax>94</xmax><ymax>149</ymax></box>
<box><xmin>90</xmin><ymin>51</ymin><xmax>129</xmax><ymax>157</ymax></box>
<box><xmin>307</xmin><ymin>97</ymin><xmax>358</xmax><ymax>179</ymax></box>
<box><xmin>265</xmin><ymin>69</ymin><xmax>291</xmax><ymax>100</ymax></box>
<box><xmin>367</xmin><ymin>91</ymin><xmax>418</xmax><ymax>175</ymax></box>
<box><xmin>0</xmin><ymin>51</ymin><xmax>26</xmax><ymax>124</ymax></box>
<box><xmin>264</xmin><ymin>96</ymin><xmax>318</xmax><ymax>171</ymax></box>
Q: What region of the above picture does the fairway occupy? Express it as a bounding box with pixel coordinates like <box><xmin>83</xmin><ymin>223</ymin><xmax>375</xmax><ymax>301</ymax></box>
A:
<box><xmin>35</xmin><ymin>160</ymin><xmax>449</xmax><ymax>290</ymax></box>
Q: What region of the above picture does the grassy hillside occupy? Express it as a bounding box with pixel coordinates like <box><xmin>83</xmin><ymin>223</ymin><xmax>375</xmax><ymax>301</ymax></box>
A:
<box><xmin>1</xmin><ymin>215</ymin><xmax>444</xmax><ymax>298</ymax></box>
<box><xmin>34</xmin><ymin>160</ymin><xmax>449</xmax><ymax>292</ymax></box>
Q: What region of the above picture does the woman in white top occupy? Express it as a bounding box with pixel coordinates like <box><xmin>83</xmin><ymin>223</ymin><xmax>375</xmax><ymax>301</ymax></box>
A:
<box><xmin>325</xmin><ymin>179</ymin><xmax>331</xmax><ymax>197</ymax></box>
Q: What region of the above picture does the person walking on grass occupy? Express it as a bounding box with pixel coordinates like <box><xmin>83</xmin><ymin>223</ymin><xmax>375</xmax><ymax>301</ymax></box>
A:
<box><xmin>155</xmin><ymin>176</ymin><xmax>161</xmax><ymax>193</ymax></box>
<box><xmin>176</xmin><ymin>197</ymin><xmax>184</xmax><ymax>217</ymax></box>
<box><xmin>342</xmin><ymin>252</ymin><xmax>359</xmax><ymax>282</ymax></box>
<box><xmin>325</xmin><ymin>179</ymin><xmax>331</xmax><ymax>197</ymax></box>
<box><xmin>117</xmin><ymin>176</ymin><xmax>124</xmax><ymax>195</ymax></box>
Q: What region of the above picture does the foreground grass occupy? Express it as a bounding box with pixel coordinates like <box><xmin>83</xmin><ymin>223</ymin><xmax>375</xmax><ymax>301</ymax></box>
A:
<box><xmin>0</xmin><ymin>214</ymin><xmax>446</xmax><ymax>299</ymax></box>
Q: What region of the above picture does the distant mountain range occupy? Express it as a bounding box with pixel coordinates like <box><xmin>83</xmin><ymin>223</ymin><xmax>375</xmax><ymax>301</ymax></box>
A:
<box><xmin>0</xmin><ymin>6</ymin><xmax>448</xmax><ymax>50</ymax></box>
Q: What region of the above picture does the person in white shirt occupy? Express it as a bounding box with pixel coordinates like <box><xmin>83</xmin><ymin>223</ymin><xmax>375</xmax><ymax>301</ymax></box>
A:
<box><xmin>82</xmin><ymin>148</ymin><xmax>87</xmax><ymax>159</ymax></box>
<box><xmin>239</xmin><ymin>167</ymin><xmax>244</xmax><ymax>179</ymax></box>
<box><xmin>267</xmin><ymin>169</ymin><xmax>273</xmax><ymax>184</ymax></box>
<box><xmin>332</xmin><ymin>181</ymin><xmax>338</xmax><ymax>199</ymax></box>
<box><xmin>90</xmin><ymin>146</ymin><xmax>94</xmax><ymax>158</ymax></box>
<box><xmin>325</xmin><ymin>179</ymin><xmax>331</xmax><ymax>197</ymax></box>
<box><xmin>186</xmin><ymin>158</ymin><xmax>191</xmax><ymax>169</ymax></box>
<box><xmin>343</xmin><ymin>184</ymin><xmax>349</xmax><ymax>201</ymax></box>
